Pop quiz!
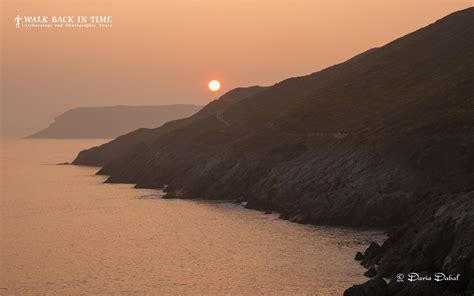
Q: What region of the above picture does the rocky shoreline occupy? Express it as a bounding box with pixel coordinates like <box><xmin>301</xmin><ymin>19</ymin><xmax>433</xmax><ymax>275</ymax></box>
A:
<box><xmin>345</xmin><ymin>192</ymin><xmax>473</xmax><ymax>295</ymax></box>
<box><xmin>78</xmin><ymin>131</ymin><xmax>474</xmax><ymax>296</ymax></box>
<box><xmin>72</xmin><ymin>8</ymin><xmax>474</xmax><ymax>296</ymax></box>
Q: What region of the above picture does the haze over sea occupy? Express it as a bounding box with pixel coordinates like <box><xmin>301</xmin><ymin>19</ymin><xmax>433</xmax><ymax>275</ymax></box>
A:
<box><xmin>1</xmin><ymin>139</ymin><xmax>385</xmax><ymax>295</ymax></box>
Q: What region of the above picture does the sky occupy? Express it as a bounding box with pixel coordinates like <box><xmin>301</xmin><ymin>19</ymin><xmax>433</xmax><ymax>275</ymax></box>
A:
<box><xmin>1</xmin><ymin>1</ymin><xmax>472</xmax><ymax>137</ymax></box>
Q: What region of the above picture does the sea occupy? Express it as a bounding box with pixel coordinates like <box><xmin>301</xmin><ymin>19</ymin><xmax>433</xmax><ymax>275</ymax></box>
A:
<box><xmin>0</xmin><ymin>139</ymin><xmax>385</xmax><ymax>295</ymax></box>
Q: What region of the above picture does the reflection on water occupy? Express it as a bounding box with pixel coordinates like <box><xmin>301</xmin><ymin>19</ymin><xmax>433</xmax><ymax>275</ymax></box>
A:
<box><xmin>0</xmin><ymin>139</ymin><xmax>385</xmax><ymax>295</ymax></box>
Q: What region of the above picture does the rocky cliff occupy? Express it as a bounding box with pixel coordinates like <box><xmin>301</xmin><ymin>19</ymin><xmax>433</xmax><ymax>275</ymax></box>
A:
<box><xmin>73</xmin><ymin>8</ymin><xmax>474</xmax><ymax>295</ymax></box>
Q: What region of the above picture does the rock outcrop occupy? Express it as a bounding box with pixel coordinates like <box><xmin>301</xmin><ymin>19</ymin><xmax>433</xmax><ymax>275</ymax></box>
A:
<box><xmin>344</xmin><ymin>277</ymin><xmax>388</xmax><ymax>296</ymax></box>
<box><xmin>349</xmin><ymin>192</ymin><xmax>474</xmax><ymax>295</ymax></box>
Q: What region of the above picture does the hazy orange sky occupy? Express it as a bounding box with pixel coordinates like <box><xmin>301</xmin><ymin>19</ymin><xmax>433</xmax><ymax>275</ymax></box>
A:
<box><xmin>1</xmin><ymin>1</ymin><xmax>471</xmax><ymax>137</ymax></box>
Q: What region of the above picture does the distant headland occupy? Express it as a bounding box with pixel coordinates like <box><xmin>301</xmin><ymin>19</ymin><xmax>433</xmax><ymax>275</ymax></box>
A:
<box><xmin>27</xmin><ymin>105</ymin><xmax>202</xmax><ymax>139</ymax></box>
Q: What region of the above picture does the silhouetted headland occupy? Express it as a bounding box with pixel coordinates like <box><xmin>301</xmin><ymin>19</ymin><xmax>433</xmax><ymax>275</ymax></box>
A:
<box><xmin>73</xmin><ymin>8</ymin><xmax>474</xmax><ymax>296</ymax></box>
<box><xmin>27</xmin><ymin>105</ymin><xmax>202</xmax><ymax>139</ymax></box>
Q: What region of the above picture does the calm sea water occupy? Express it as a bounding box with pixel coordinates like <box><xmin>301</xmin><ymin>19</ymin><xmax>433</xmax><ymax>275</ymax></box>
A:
<box><xmin>0</xmin><ymin>139</ymin><xmax>385</xmax><ymax>295</ymax></box>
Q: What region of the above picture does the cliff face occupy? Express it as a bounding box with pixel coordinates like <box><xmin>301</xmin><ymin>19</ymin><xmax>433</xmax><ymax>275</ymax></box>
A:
<box><xmin>73</xmin><ymin>8</ymin><xmax>474</xmax><ymax>295</ymax></box>
<box><xmin>28</xmin><ymin>105</ymin><xmax>202</xmax><ymax>139</ymax></box>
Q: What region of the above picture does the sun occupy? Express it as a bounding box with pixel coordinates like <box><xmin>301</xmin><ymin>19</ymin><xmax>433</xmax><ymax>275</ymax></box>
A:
<box><xmin>208</xmin><ymin>80</ymin><xmax>221</xmax><ymax>92</ymax></box>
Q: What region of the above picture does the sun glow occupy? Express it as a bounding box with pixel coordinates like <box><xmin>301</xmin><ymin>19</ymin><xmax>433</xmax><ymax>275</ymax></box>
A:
<box><xmin>208</xmin><ymin>80</ymin><xmax>221</xmax><ymax>92</ymax></box>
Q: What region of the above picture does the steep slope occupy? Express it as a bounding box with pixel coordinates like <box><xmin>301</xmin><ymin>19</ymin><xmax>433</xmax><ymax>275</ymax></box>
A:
<box><xmin>73</xmin><ymin>8</ymin><xmax>474</xmax><ymax>295</ymax></box>
<box><xmin>76</xmin><ymin>8</ymin><xmax>472</xmax><ymax>217</ymax></box>
<box><xmin>73</xmin><ymin>86</ymin><xmax>267</xmax><ymax>166</ymax></box>
<box><xmin>28</xmin><ymin>105</ymin><xmax>202</xmax><ymax>139</ymax></box>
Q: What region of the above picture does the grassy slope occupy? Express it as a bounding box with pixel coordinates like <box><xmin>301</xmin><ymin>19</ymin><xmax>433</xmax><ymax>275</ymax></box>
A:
<box><xmin>73</xmin><ymin>8</ymin><xmax>473</xmax><ymax>227</ymax></box>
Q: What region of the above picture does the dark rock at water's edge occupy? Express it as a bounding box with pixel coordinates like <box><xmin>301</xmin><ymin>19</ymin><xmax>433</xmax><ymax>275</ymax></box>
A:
<box><xmin>343</xmin><ymin>275</ymin><xmax>469</xmax><ymax>296</ymax></box>
<box><xmin>344</xmin><ymin>277</ymin><xmax>388</xmax><ymax>296</ymax></box>
<box><xmin>346</xmin><ymin>276</ymin><xmax>471</xmax><ymax>296</ymax></box>
<box><xmin>28</xmin><ymin>104</ymin><xmax>202</xmax><ymax>139</ymax></box>
<box><xmin>361</xmin><ymin>242</ymin><xmax>382</xmax><ymax>268</ymax></box>
<box><xmin>349</xmin><ymin>192</ymin><xmax>474</xmax><ymax>295</ymax></box>
<box><xmin>355</xmin><ymin>252</ymin><xmax>364</xmax><ymax>261</ymax></box>
<box><xmin>72</xmin><ymin>8</ymin><xmax>474</xmax><ymax>296</ymax></box>
<box><xmin>364</xmin><ymin>267</ymin><xmax>377</xmax><ymax>278</ymax></box>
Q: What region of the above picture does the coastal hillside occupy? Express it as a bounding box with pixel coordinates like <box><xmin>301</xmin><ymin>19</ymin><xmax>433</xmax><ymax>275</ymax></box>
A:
<box><xmin>74</xmin><ymin>8</ymin><xmax>474</xmax><ymax>295</ymax></box>
<box><xmin>72</xmin><ymin>86</ymin><xmax>267</xmax><ymax>166</ymax></box>
<box><xmin>28</xmin><ymin>105</ymin><xmax>202</xmax><ymax>139</ymax></box>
